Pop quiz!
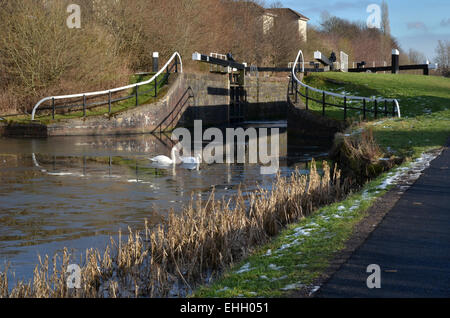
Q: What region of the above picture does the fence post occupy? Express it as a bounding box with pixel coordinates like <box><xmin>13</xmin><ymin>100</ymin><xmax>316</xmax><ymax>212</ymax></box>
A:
<box><xmin>175</xmin><ymin>56</ymin><xmax>178</xmax><ymax>73</ymax></box>
<box><xmin>384</xmin><ymin>100</ymin><xmax>388</xmax><ymax>117</ymax></box>
<box><xmin>374</xmin><ymin>99</ymin><xmax>378</xmax><ymax>119</ymax></box>
<box><xmin>392</xmin><ymin>49</ymin><xmax>400</xmax><ymax>74</ymax></box>
<box><xmin>166</xmin><ymin>65</ymin><xmax>169</xmax><ymax>85</ymax></box>
<box><xmin>152</xmin><ymin>52</ymin><xmax>159</xmax><ymax>73</ymax></box>
<box><xmin>295</xmin><ymin>81</ymin><xmax>298</xmax><ymax>103</ymax></box>
<box><xmin>108</xmin><ymin>91</ymin><xmax>112</xmax><ymax>114</ymax></box>
<box><xmin>322</xmin><ymin>92</ymin><xmax>326</xmax><ymax>116</ymax></box>
<box><xmin>305</xmin><ymin>87</ymin><xmax>309</xmax><ymax>110</ymax></box>
<box><xmin>52</xmin><ymin>97</ymin><xmax>55</xmax><ymax>119</ymax></box>
<box><xmin>135</xmin><ymin>85</ymin><xmax>139</xmax><ymax>106</ymax></box>
<box><xmin>392</xmin><ymin>101</ymin><xmax>396</xmax><ymax>117</ymax></box>
<box><xmin>154</xmin><ymin>77</ymin><xmax>158</xmax><ymax>98</ymax></box>
<box><xmin>344</xmin><ymin>96</ymin><xmax>347</xmax><ymax>120</ymax></box>
<box><xmin>363</xmin><ymin>98</ymin><xmax>366</xmax><ymax>120</ymax></box>
<box><xmin>83</xmin><ymin>95</ymin><xmax>86</xmax><ymax>117</ymax></box>
<box><xmin>291</xmin><ymin>75</ymin><xmax>295</xmax><ymax>95</ymax></box>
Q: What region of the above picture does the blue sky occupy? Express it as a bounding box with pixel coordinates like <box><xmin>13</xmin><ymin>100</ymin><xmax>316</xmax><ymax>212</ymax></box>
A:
<box><xmin>275</xmin><ymin>0</ymin><xmax>450</xmax><ymax>61</ymax></box>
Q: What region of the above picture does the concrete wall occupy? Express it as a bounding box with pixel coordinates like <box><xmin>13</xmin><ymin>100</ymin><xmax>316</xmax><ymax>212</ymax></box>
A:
<box><xmin>244</xmin><ymin>75</ymin><xmax>289</xmax><ymax>121</ymax></box>
<box><xmin>177</xmin><ymin>73</ymin><xmax>230</xmax><ymax>128</ymax></box>
<box><xmin>287</xmin><ymin>95</ymin><xmax>347</xmax><ymax>146</ymax></box>
<box><xmin>47</xmin><ymin>72</ymin><xmax>232</xmax><ymax>135</ymax></box>
<box><xmin>1</xmin><ymin>72</ymin><xmax>292</xmax><ymax>137</ymax></box>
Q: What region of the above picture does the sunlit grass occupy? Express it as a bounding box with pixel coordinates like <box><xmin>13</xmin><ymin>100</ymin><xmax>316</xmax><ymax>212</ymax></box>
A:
<box><xmin>303</xmin><ymin>73</ymin><xmax>450</xmax><ymax>158</ymax></box>
<box><xmin>6</xmin><ymin>73</ymin><xmax>172</xmax><ymax>124</ymax></box>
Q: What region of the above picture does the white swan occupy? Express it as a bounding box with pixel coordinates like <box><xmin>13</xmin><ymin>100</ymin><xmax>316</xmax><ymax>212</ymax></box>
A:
<box><xmin>179</xmin><ymin>152</ymin><xmax>202</xmax><ymax>165</ymax></box>
<box><xmin>149</xmin><ymin>144</ymin><xmax>182</xmax><ymax>165</ymax></box>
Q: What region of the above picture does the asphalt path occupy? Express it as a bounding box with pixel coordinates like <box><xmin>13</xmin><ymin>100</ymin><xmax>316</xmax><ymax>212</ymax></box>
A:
<box><xmin>318</xmin><ymin>141</ymin><xmax>450</xmax><ymax>298</ymax></box>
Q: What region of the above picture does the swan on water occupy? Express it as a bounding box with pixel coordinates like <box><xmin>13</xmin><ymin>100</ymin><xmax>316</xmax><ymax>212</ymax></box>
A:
<box><xmin>179</xmin><ymin>152</ymin><xmax>202</xmax><ymax>165</ymax></box>
<box><xmin>149</xmin><ymin>143</ymin><xmax>182</xmax><ymax>165</ymax></box>
<box><xmin>149</xmin><ymin>143</ymin><xmax>203</xmax><ymax>170</ymax></box>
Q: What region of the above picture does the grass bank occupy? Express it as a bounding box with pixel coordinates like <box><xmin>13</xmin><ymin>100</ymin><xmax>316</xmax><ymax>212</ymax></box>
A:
<box><xmin>3</xmin><ymin>73</ymin><xmax>171</xmax><ymax>125</ymax></box>
<box><xmin>193</xmin><ymin>163</ymin><xmax>401</xmax><ymax>297</ymax></box>
<box><xmin>194</xmin><ymin>73</ymin><xmax>450</xmax><ymax>297</ymax></box>
<box><xmin>304</xmin><ymin>73</ymin><xmax>450</xmax><ymax>158</ymax></box>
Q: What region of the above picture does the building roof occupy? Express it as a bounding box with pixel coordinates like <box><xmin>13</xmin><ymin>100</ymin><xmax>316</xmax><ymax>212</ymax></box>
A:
<box><xmin>265</xmin><ymin>8</ymin><xmax>310</xmax><ymax>21</ymax></box>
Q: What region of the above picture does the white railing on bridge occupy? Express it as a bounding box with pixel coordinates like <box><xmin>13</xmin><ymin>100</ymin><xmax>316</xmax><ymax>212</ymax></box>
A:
<box><xmin>291</xmin><ymin>49</ymin><xmax>401</xmax><ymax>118</ymax></box>
<box><xmin>31</xmin><ymin>52</ymin><xmax>183</xmax><ymax>120</ymax></box>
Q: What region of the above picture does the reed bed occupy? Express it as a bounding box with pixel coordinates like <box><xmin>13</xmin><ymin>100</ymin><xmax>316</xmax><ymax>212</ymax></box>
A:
<box><xmin>0</xmin><ymin>160</ymin><xmax>349</xmax><ymax>298</ymax></box>
<box><xmin>331</xmin><ymin>128</ymin><xmax>401</xmax><ymax>185</ymax></box>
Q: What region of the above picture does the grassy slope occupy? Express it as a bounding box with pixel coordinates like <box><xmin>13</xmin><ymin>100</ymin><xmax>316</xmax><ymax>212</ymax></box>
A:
<box><xmin>304</xmin><ymin>73</ymin><xmax>450</xmax><ymax>157</ymax></box>
<box><xmin>5</xmin><ymin>73</ymin><xmax>170</xmax><ymax>125</ymax></box>
<box><xmin>194</xmin><ymin>73</ymin><xmax>450</xmax><ymax>298</ymax></box>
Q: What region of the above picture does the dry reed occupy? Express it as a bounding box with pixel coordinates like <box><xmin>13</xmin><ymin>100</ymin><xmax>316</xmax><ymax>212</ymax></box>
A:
<box><xmin>0</xmin><ymin>160</ymin><xmax>347</xmax><ymax>298</ymax></box>
<box><xmin>330</xmin><ymin>128</ymin><xmax>401</xmax><ymax>185</ymax></box>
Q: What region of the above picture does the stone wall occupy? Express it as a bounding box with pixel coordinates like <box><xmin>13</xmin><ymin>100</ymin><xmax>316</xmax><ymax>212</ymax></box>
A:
<box><xmin>287</xmin><ymin>95</ymin><xmax>347</xmax><ymax>146</ymax></box>
<box><xmin>177</xmin><ymin>73</ymin><xmax>230</xmax><ymax>128</ymax></box>
<box><xmin>1</xmin><ymin>72</ymin><xmax>293</xmax><ymax>137</ymax></box>
<box><xmin>244</xmin><ymin>75</ymin><xmax>289</xmax><ymax>121</ymax></box>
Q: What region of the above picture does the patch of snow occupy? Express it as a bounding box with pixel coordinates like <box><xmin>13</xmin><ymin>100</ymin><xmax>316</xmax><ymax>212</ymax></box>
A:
<box><xmin>281</xmin><ymin>282</ymin><xmax>305</xmax><ymax>291</ymax></box>
<box><xmin>268</xmin><ymin>264</ymin><xmax>284</xmax><ymax>271</ymax></box>
<box><xmin>292</xmin><ymin>227</ymin><xmax>313</xmax><ymax>237</ymax></box>
<box><xmin>217</xmin><ymin>287</ymin><xmax>230</xmax><ymax>292</ymax></box>
<box><xmin>235</xmin><ymin>263</ymin><xmax>253</xmax><ymax>274</ymax></box>
<box><xmin>278</xmin><ymin>239</ymin><xmax>300</xmax><ymax>252</ymax></box>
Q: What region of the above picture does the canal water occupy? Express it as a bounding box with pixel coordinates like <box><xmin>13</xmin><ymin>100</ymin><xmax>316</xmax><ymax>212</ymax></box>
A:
<box><xmin>0</xmin><ymin>121</ymin><xmax>329</xmax><ymax>281</ymax></box>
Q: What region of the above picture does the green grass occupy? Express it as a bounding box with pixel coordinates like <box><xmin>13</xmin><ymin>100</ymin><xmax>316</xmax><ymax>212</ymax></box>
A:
<box><xmin>6</xmin><ymin>73</ymin><xmax>172</xmax><ymax>125</ymax></box>
<box><xmin>303</xmin><ymin>73</ymin><xmax>450</xmax><ymax>158</ymax></box>
<box><xmin>194</xmin><ymin>73</ymin><xmax>450</xmax><ymax>298</ymax></box>
<box><xmin>194</xmin><ymin>167</ymin><xmax>399</xmax><ymax>298</ymax></box>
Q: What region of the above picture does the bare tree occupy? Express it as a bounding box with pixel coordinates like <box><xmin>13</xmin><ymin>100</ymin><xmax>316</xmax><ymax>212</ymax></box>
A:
<box><xmin>0</xmin><ymin>0</ymin><xmax>127</xmax><ymax>113</ymax></box>
<box><xmin>408</xmin><ymin>48</ymin><xmax>426</xmax><ymax>65</ymax></box>
<box><xmin>435</xmin><ymin>40</ymin><xmax>450</xmax><ymax>77</ymax></box>
<box><xmin>381</xmin><ymin>1</ymin><xmax>391</xmax><ymax>36</ymax></box>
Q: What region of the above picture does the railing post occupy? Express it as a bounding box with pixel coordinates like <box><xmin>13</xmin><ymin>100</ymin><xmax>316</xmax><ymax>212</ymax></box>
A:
<box><xmin>108</xmin><ymin>91</ymin><xmax>112</xmax><ymax>114</ymax></box>
<box><xmin>135</xmin><ymin>85</ymin><xmax>139</xmax><ymax>107</ymax></box>
<box><xmin>344</xmin><ymin>96</ymin><xmax>347</xmax><ymax>120</ymax></box>
<box><xmin>392</xmin><ymin>101</ymin><xmax>396</xmax><ymax>117</ymax></box>
<box><xmin>305</xmin><ymin>87</ymin><xmax>309</xmax><ymax>110</ymax></box>
<box><xmin>175</xmin><ymin>57</ymin><xmax>178</xmax><ymax>73</ymax></box>
<box><xmin>295</xmin><ymin>81</ymin><xmax>298</xmax><ymax>103</ymax></box>
<box><xmin>83</xmin><ymin>95</ymin><xmax>86</xmax><ymax>117</ymax></box>
<box><xmin>52</xmin><ymin>97</ymin><xmax>55</xmax><ymax>119</ymax></box>
<box><xmin>392</xmin><ymin>49</ymin><xmax>400</xmax><ymax>74</ymax></box>
<box><xmin>154</xmin><ymin>77</ymin><xmax>158</xmax><ymax>98</ymax></box>
<box><xmin>374</xmin><ymin>99</ymin><xmax>378</xmax><ymax>119</ymax></box>
<box><xmin>152</xmin><ymin>52</ymin><xmax>159</xmax><ymax>73</ymax></box>
<box><xmin>384</xmin><ymin>100</ymin><xmax>388</xmax><ymax>117</ymax></box>
<box><xmin>291</xmin><ymin>75</ymin><xmax>295</xmax><ymax>95</ymax></box>
<box><xmin>363</xmin><ymin>98</ymin><xmax>366</xmax><ymax>120</ymax></box>
<box><xmin>166</xmin><ymin>65</ymin><xmax>169</xmax><ymax>85</ymax></box>
<box><xmin>322</xmin><ymin>92</ymin><xmax>326</xmax><ymax>116</ymax></box>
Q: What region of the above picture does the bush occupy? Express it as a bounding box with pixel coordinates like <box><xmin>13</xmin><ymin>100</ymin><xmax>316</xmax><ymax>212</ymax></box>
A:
<box><xmin>0</xmin><ymin>0</ymin><xmax>129</xmax><ymax>114</ymax></box>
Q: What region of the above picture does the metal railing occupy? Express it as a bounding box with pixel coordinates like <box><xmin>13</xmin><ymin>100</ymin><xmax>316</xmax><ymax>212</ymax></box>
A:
<box><xmin>31</xmin><ymin>52</ymin><xmax>183</xmax><ymax>121</ymax></box>
<box><xmin>152</xmin><ymin>87</ymin><xmax>194</xmax><ymax>134</ymax></box>
<box><xmin>290</xmin><ymin>50</ymin><xmax>401</xmax><ymax>120</ymax></box>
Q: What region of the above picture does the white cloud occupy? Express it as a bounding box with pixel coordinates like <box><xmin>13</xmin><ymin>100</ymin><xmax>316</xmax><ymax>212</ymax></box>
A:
<box><xmin>407</xmin><ymin>21</ymin><xmax>428</xmax><ymax>31</ymax></box>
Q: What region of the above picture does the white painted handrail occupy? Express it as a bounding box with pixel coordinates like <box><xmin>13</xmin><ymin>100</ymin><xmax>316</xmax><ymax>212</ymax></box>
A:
<box><xmin>291</xmin><ymin>50</ymin><xmax>401</xmax><ymax>118</ymax></box>
<box><xmin>31</xmin><ymin>52</ymin><xmax>183</xmax><ymax>120</ymax></box>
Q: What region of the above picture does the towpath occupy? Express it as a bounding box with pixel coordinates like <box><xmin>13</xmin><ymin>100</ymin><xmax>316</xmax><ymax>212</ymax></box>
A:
<box><xmin>318</xmin><ymin>140</ymin><xmax>450</xmax><ymax>298</ymax></box>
